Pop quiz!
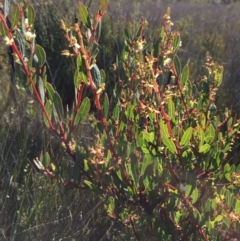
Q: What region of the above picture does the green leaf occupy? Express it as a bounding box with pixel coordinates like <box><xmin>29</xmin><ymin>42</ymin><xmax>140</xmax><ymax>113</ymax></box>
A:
<box><xmin>223</xmin><ymin>217</ymin><xmax>230</xmax><ymax>228</ymax></box>
<box><xmin>180</xmin><ymin>127</ymin><xmax>192</xmax><ymax>148</ymax></box>
<box><xmin>74</xmin><ymin>97</ymin><xmax>90</xmax><ymax>126</ymax></box>
<box><xmin>204</xmin><ymin>124</ymin><xmax>215</xmax><ymax>143</ymax></box>
<box><xmin>100</xmin><ymin>0</ymin><xmax>108</xmax><ymax>14</ymax></box>
<box><xmin>74</xmin><ymin>69</ymin><xmax>80</xmax><ymax>89</ymax></box>
<box><xmin>200</xmin><ymin>113</ymin><xmax>206</xmax><ymax>128</ymax></box>
<box><xmin>199</xmin><ymin>144</ymin><xmax>210</xmax><ymax>153</ymax></box>
<box><xmin>100</xmin><ymin>69</ymin><xmax>106</xmax><ymax>84</ymax></box>
<box><xmin>79</xmin><ymin>70</ymin><xmax>88</xmax><ymax>85</ymax></box>
<box><xmin>140</xmin><ymin>154</ymin><xmax>152</xmax><ymax>176</ymax></box>
<box><xmin>111</xmin><ymin>170</ymin><xmax>127</xmax><ymax>191</ymax></box>
<box><xmin>142</xmin><ymin>132</ymin><xmax>154</xmax><ymax>143</ymax></box>
<box><xmin>181</xmin><ymin>64</ymin><xmax>189</xmax><ymax>87</ymax></box>
<box><xmin>35</xmin><ymin>44</ymin><xmax>46</xmax><ymax>67</ymax></box>
<box><xmin>173</xmin><ymin>35</ymin><xmax>180</xmax><ymax>52</ymax></box>
<box><xmin>235</xmin><ymin>200</ymin><xmax>240</xmax><ymax>214</ymax></box>
<box><xmin>103</xmin><ymin>93</ymin><xmax>109</xmax><ymax>118</ymax></box>
<box><xmin>91</xmin><ymin>43</ymin><xmax>99</xmax><ymax>59</ymax></box>
<box><xmin>190</xmin><ymin>187</ymin><xmax>198</xmax><ymax>204</ymax></box>
<box><xmin>53</xmin><ymin>92</ymin><xmax>63</xmax><ymax>121</ymax></box>
<box><xmin>44</xmin><ymin>152</ymin><xmax>50</xmax><ymax>167</ymax></box>
<box><xmin>195</xmin><ymin>125</ymin><xmax>205</xmax><ymax>147</ymax></box>
<box><xmin>129</xmin><ymin>152</ymin><xmax>139</xmax><ymax>186</ymax></box>
<box><xmin>162</xmin><ymin>135</ymin><xmax>176</xmax><ymax>154</ymax></box>
<box><xmin>159</xmin><ymin>119</ymin><xmax>169</xmax><ymax>138</ymax></box>
<box><xmin>11</xmin><ymin>4</ymin><xmax>20</xmax><ymax>29</ymax></box>
<box><xmin>45</xmin><ymin>82</ymin><xmax>55</xmax><ymax>101</ymax></box>
<box><xmin>168</xmin><ymin>97</ymin><xmax>175</xmax><ymax>123</ymax></box>
<box><xmin>134</xmin><ymin>22</ymin><xmax>142</xmax><ymax>41</ymax></box>
<box><xmin>216</xmin><ymin>66</ymin><xmax>223</xmax><ymax>87</ymax></box>
<box><xmin>77</xmin><ymin>54</ymin><xmax>82</xmax><ymax>68</ymax></box>
<box><xmin>124</xmin><ymin>22</ymin><xmax>132</xmax><ymax>41</ymax></box>
<box><xmin>139</xmin><ymin>146</ymin><xmax>149</xmax><ymax>154</ymax></box>
<box><xmin>38</xmin><ymin>77</ymin><xmax>45</xmax><ymax>103</ymax></box>
<box><xmin>84</xmin><ymin>180</ymin><xmax>93</xmax><ymax>189</ymax></box>
<box><xmin>26</xmin><ymin>4</ymin><xmax>35</xmax><ymax>26</ymax></box>
<box><xmin>43</xmin><ymin>100</ymin><xmax>52</xmax><ymax>128</ymax></box>
<box><xmin>113</xmin><ymin>105</ymin><xmax>120</xmax><ymax>121</ymax></box>
<box><xmin>173</xmin><ymin>55</ymin><xmax>181</xmax><ymax>77</ymax></box>
<box><xmin>224</xmin><ymin>163</ymin><xmax>231</xmax><ymax>182</ymax></box>
<box><xmin>0</xmin><ymin>18</ymin><xmax>8</xmax><ymax>36</ymax></box>
<box><xmin>79</xmin><ymin>2</ymin><xmax>92</xmax><ymax>29</ymax></box>
<box><xmin>227</xmin><ymin>117</ymin><xmax>233</xmax><ymax>129</ymax></box>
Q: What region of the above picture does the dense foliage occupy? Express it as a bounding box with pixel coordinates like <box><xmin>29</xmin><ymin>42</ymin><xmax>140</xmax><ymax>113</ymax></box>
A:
<box><xmin>1</xmin><ymin>0</ymin><xmax>240</xmax><ymax>240</ymax></box>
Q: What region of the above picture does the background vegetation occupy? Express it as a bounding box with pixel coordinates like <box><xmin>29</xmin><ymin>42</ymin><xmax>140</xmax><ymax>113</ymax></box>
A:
<box><xmin>1</xmin><ymin>0</ymin><xmax>240</xmax><ymax>240</ymax></box>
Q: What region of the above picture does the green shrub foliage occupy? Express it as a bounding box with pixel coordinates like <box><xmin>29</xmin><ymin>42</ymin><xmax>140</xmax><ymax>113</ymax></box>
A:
<box><xmin>1</xmin><ymin>1</ymin><xmax>240</xmax><ymax>240</ymax></box>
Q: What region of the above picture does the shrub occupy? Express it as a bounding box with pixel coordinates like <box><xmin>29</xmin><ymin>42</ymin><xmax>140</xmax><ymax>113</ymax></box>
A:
<box><xmin>1</xmin><ymin>0</ymin><xmax>240</xmax><ymax>240</ymax></box>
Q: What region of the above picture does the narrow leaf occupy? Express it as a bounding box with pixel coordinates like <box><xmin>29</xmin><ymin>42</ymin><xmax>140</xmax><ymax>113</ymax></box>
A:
<box><xmin>181</xmin><ymin>64</ymin><xmax>189</xmax><ymax>87</ymax></box>
<box><xmin>103</xmin><ymin>93</ymin><xmax>109</xmax><ymax>118</ymax></box>
<box><xmin>38</xmin><ymin>77</ymin><xmax>45</xmax><ymax>103</ymax></box>
<box><xmin>168</xmin><ymin>97</ymin><xmax>175</xmax><ymax>123</ymax></box>
<box><xmin>173</xmin><ymin>55</ymin><xmax>181</xmax><ymax>77</ymax></box>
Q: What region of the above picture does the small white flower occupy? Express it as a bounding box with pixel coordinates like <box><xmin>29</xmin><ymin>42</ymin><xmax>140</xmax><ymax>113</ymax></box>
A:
<box><xmin>179</xmin><ymin>41</ymin><xmax>182</xmax><ymax>47</ymax></box>
<box><xmin>74</xmin><ymin>43</ymin><xmax>80</xmax><ymax>49</ymax></box>
<box><xmin>164</xmin><ymin>58</ymin><xmax>172</xmax><ymax>67</ymax></box>
<box><xmin>25</xmin><ymin>18</ymin><xmax>29</xmax><ymax>25</ymax></box>
<box><xmin>4</xmin><ymin>36</ymin><xmax>14</xmax><ymax>46</ymax></box>
<box><xmin>25</xmin><ymin>31</ymin><xmax>36</xmax><ymax>41</ymax></box>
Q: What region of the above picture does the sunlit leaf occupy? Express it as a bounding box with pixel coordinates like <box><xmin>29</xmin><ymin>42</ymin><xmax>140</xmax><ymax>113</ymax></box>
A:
<box><xmin>162</xmin><ymin>135</ymin><xmax>176</xmax><ymax>154</ymax></box>
<box><xmin>181</xmin><ymin>64</ymin><xmax>189</xmax><ymax>87</ymax></box>
<box><xmin>180</xmin><ymin>127</ymin><xmax>192</xmax><ymax>148</ymax></box>
<box><xmin>190</xmin><ymin>187</ymin><xmax>198</xmax><ymax>204</ymax></box>
<box><xmin>79</xmin><ymin>2</ymin><xmax>92</xmax><ymax>29</ymax></box>
<box><xmin>160</xmin><ymin>119</ymin><xmax>169</xmax><ymax>138</ymax></box>
<box><xmin>235</xmin><ymin>200</ymin><xmax>240</xmax><ymax>214</ymax></box>
<box><xmin>100</xmin><ymin>0</ymin><xmax>108</xmax><ymax>14</ymax></box>
<box><xmin>199</xmin><ymin>144</ymin><xmax>210</xmax><ymax>153</ymax></box>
